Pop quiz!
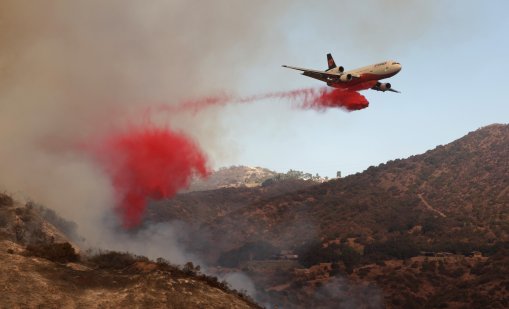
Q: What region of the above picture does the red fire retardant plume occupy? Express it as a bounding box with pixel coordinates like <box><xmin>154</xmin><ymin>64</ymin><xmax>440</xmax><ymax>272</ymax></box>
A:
<box><xmin>94</xmin><ymin>126</ymin><xmax>209</xmax><ymax>228</ymax></box>
<box><xmin>90</xmin><ymin>86</ymin><xmax>367</xmax><ymax>228</ymax></box>
<box><xmin>241</xmin><ymin>87</ymin><xmax>369</xmax><ymax>111</ymax></box>
<box><xmin>301</xmin><ymin>88</ymin><xmax>369</xmax><ymax>111</ymax></box>
<box><xmin>153</xmin><ymin>87</ymin><xmax>370</xmax><ymax>114</ymax></box>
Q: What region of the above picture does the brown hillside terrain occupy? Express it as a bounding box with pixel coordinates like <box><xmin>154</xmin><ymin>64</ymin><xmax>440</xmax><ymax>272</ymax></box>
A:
<box><xmin>246</xmin><ymin>252</ymin><xmax>509</xmax><ymax>308</ymax></box>
<box><xmin>2</xmin><ymin>124</ymin><xmax>507</xmax><ymax>308</ymax></box>
<box><xmin>351</xmin><ymin>253</ymin><xmax>509</xmax><ymax>308</ymax></box>
<box><xmin>186</xmin><ymin>166</ymin><xmax>279</xmax><ymax>192</ymax></box>
<box><xmin>146</xmin><ymin>178</ymin><xmax>317</xmax><ymax>227</ymax></box>
<box><xmin>146</xmin><ymin>124</ymin><xmax>509</xmax><ymax>308</ymax></box>
<box><xmin>203</xmin><ymin>124</ymin><xmax>509</xmax><ymax>251</ymax></box>
<box><xmin>0</xmin><ymin>243</ymin><xmax>260</xmax><ymax>309</ymax></box>
<box><xmin>0</xmin><ymin>196</ymin><xmax>262</xmax><ymax>309</ymax></box>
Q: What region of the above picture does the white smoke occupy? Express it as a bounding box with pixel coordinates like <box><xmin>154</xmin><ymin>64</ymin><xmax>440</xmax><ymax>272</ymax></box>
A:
<box><xmin>0</xmin><ymin>0</ymin><xmax>469</xmax><ymax>302</ymax></box>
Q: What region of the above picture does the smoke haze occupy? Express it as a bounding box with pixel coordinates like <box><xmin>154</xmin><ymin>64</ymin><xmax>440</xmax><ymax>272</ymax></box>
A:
<box><xmin>0</xmin><ymin>1</ymin><xmax>461</xmax><ymax>302</ymax></box>
<box><xmin>0</xmin><ymin>0</ymin><xmax>287</xmax><ymax>237</ymax></box>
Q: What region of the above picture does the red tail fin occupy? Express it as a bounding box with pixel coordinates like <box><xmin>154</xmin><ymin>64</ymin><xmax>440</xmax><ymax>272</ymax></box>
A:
<box><xmin>327</xmin><ymin>53</ymin><xmax>337</xmax><ymax>70</ymax></box>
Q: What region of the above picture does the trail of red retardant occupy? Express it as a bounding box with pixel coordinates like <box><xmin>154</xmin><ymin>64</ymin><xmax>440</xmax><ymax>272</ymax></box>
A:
<box><xmin>90</xmin><ymin>87</ymin><xmax>366</xmax><ymax>228</ymax></box>
<box><xmin>92</xmin><ymin>126</ymin><xmax>209</xmax><ymax>228</ymax></box>
<box><xmin>302</xmin><ymin>88</ymin><xmax>369</xmax><ymax>111</ymax></box>
<box><xmin>242</xmin><ymin>87</ymin><xmax>369</xmax><ymax>111</ymax></box>
<box><xmin>155</xmin><ymin>87</ymin><xmax>369</xmax><ymax>114</ymax></box>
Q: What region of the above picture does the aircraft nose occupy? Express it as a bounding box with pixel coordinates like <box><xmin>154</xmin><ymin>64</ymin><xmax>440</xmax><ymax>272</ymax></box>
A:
<box><xmin>396</xmin><ymin>64</ymin><xmax>402</xmax><ymax>71</ymax></box>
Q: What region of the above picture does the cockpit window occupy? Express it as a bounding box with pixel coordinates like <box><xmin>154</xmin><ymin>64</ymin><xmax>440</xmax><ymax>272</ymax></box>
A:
<box><xmin>392</xmin><ymin>62</ymin><xmax>400</xmax><ymax>65</ymax></box>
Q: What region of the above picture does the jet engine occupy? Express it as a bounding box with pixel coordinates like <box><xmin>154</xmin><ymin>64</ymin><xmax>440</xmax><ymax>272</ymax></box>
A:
<box><xmin>337</xmin><ymin>66</ymin><xmax>345</xmax><ymax>73</ymax></box>
<box><xmin>339</xmin><ymin>73</ymin><xmax>352</xmax><ymax>82</ymax></box>
<box><xmin>378</xmin><ymin>83</ymin><xmax>391</xmax><ymax>91</ymax></box>
<box><xmin>371</xmin><ymin>82</ymin><xmax>400</xmax><ymax>92</ymax></box>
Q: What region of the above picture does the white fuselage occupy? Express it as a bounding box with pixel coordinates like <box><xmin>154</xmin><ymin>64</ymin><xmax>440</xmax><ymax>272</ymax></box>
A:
<box><xmin>331</xmin><ymin>60</ymin><xmax>401</xmax><ymax>81</ymax></box>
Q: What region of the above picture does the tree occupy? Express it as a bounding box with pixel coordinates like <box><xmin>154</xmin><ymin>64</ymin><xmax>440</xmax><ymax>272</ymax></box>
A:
<box><xmin>297</xmin><ymin>241</ymin><xmax>341</xmax><ymax>268</ymax></box>
<box><xmin>364</xmin><ymin>236</ymin><xmax>420</xmax><ymax>260</ymax></box>
<box><xmin>217</xmin><ymin>241</ymin><xmax>279</xmax><ymax>267</ymax></box>
<box><xmin>339</xmin><ymin>245</ymin><xmax>361</xmax><ymax>273</ymax></box>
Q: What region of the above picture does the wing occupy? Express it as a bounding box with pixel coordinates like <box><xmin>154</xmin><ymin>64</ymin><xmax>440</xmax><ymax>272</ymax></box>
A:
<box><xmin>282</xmin><ymin>65</ymin><xmax>339</xmax><ymax>82</ymax></box>
<box><xmin>282</xmin><ymin>65</ymin><xmax>358</xmax><ymax>83</ymax></box>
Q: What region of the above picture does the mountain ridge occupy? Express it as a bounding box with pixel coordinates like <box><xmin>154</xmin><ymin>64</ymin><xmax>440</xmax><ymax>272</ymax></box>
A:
<box><xmin>201</xmin><ymin>123</ymin><xmax>509</xmax><ymax>251</ymax></box>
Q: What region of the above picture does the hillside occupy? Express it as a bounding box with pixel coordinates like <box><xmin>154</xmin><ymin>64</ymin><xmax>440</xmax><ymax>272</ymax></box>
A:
<box><xmin>0</xmin><ymin>194</ymin><xmax>261</xmax><ymax>309</ymax></box>
<box><xmin>146</xmin><ymin>178</ymin><xmax>317</xmax><ymax>227</ymax></box>
<box><xmin>204</xmin><ymin>124</ymin><xmax>509</xmax><ymax>251</ymax></box>
<box><xmin>2</xmin><ymin>123</ymin><xmax>508</xmax><ymax>308</ymax></box>
<box><xmin>187</xmin><ymin>166</ymin><xmax>278</xmax><ymax>192</ymax></box>
<box><xmin>247</xmin><ymin>251</ymin><xmax>509</xmax><ymax>308</ymax></box>
<box><xmin>185</xmin><ymin>165</ymin><xmax>328</xmax><ymax>192</ymax></box>
<box><xmin>145</xmin><ymin>124</ymin><xmax>509</xmax><ymax>308</ymax></box>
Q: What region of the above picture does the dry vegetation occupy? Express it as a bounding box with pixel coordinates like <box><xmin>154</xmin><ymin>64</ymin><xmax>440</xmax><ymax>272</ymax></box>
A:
<box><xmin>0</xmin><ymin>196</ymin><xmax>263</xmax><ymax>309</ymax></box>
<box><xmin>149</xmin><ymin>124</ymin><xmax>509</xmax><ymax>308</ymax></box>
<box><xmin>1</xmin><ymin>124</ymin><xmax>508</xmax><ymax>308</ymax></box>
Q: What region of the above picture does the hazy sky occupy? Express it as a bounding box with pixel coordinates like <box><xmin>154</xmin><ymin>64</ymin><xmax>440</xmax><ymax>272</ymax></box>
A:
<box><xmin>217</xmin><ymin>1</ymin><xmax>509</xmax><ymax>177</ymax></box>
<box><xmin>1</xmin><ymin>0</ymin><xmax>508</xmax><ymax>199</ymax></box>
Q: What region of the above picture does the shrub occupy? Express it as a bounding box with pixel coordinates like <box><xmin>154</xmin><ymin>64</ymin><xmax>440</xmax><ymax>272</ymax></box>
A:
<box><xmin>218</xmin><ymin>241</ymin><xmax>279</xmax><ymax>267</ymax></box>
<box><xmin>0</xmin><ymin>193</ymin><xmax>13</xmax><ymax>207</ymax></box>
<box><xmin>89</xmin><ymin>251</ymin><xmax>147</xmax><ymax>269</ymax></box>
<box><xmin>339</xmin><ymin>245</ymin><xmax>361</xmax><ymax>273</ymax></box>
<box><xmin>364</xmin><ymin>236</ymin><xmax>420</xmax><ymax>260</ymax></box>
<box><xmin>34</xmin><ymin>204</ymin><xmax>78</xmax><ymax>239</ymax></box>
<box><xmin>26</xmin><ymin>242</ymin><xmax>78</xmax><ymax>263</ymax></box>
<box><xmin>297</xmin><ymin>241</ymin><xmax>340</xmax><ymax>268</ymax></box>
<box><xmin>0</xmin><ymin>215</ymin><xmax>9</xmax><ymax>228</ymax></box>
<box><xmin>450</xmin><ymin>268</ymin><xmax>466</xmax><ymax>278</ymax></box>
<box><xmin>422</xmin><ymin>217</ymin><xmax>444</xmax><ymax>234</ymax></box>
<box><xmin>183</xmin><ymin>261</ymin><xmax>201</xmax><ymax>276</ymax></box>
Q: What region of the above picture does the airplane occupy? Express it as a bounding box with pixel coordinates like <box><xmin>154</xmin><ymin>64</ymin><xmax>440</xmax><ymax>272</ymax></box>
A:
<box><xmin>282</xmin><ymin>53</ymin><xmax>402</xmax><ymax>93</ymax></box>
